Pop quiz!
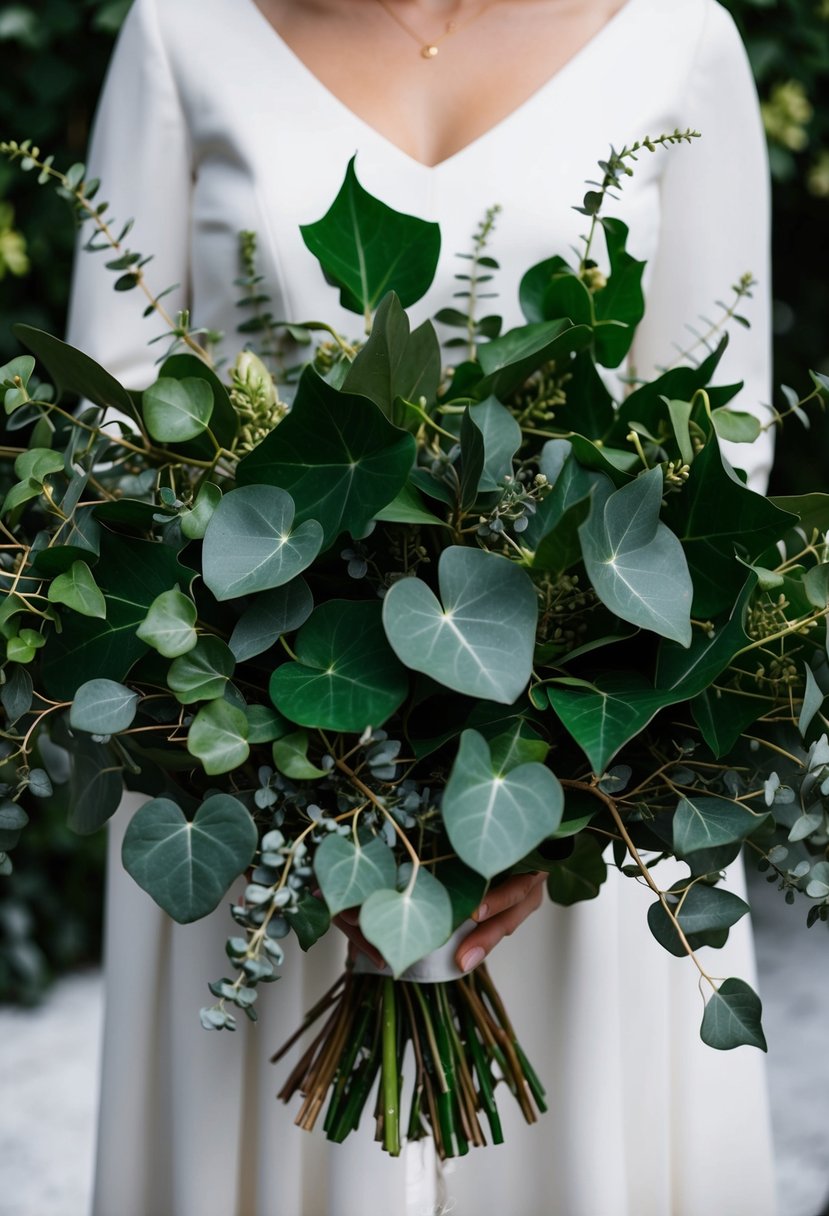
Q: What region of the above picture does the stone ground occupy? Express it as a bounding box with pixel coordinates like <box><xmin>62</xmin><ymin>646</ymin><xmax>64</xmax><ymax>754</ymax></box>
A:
<box><xmin>0</xmin><ymin>868</ymin><xmax>827</xmax><ymax>1216</ymax></box>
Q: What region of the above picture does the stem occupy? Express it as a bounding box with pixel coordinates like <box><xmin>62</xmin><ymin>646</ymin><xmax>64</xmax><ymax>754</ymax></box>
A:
<box><xmin>381</xmin><ymin>978</ymin><xmax>401</xmax><ymax>1156</ymax></box>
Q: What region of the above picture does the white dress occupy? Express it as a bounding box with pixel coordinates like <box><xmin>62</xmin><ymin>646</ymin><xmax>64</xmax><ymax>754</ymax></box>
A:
<box><xmin>66</xmin><ymin>1</ymin><xmax>779</xmax><ymax>1213</ymax></box>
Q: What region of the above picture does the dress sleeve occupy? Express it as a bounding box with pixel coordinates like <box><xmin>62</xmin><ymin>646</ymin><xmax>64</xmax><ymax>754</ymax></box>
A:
<box><xmin>64</xmin><ymin>0</ymin><xmax>192</xmax><ymax>391</ymax></box>
<box><xmin>630</xmin><ymin>0</ymin><xmax>774</xmax><ymax>493</ymax></box>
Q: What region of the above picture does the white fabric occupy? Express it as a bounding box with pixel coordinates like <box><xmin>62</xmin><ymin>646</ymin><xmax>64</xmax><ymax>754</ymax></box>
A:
<box><xmin>66</xmin><ymin>1</ymin><xmax>778</xmax><ymax>1212</ymax></box>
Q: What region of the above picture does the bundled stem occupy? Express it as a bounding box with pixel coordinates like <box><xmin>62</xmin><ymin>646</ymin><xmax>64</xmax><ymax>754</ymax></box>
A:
<box><xmin>275</xmin><ymin>964</ymin><xmax>545</xmax><ymax>1158</ymax></box>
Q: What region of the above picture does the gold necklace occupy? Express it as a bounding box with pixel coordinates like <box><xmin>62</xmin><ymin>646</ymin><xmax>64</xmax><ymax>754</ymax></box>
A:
<box><xmin>374</xmin><ymin>0</ymin><xmax>498</xmax><ymax>59</ymax></box>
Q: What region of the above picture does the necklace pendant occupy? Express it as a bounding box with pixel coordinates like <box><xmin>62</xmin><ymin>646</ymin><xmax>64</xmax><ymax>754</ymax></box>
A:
<box><xmin>421</xmin><ymin>43</ymin><xmax>439</xmax><ymax>58</ymax></box>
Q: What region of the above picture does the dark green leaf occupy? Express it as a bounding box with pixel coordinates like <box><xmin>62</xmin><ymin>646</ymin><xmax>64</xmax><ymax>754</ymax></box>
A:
<box><xmin>546</xmin><ymin>834</ymin><xmax>608</xmax><ymax>905</ymax></box>
<box><xmin>229</xmin><ymin>579</ymin><xmax>313</xmax><ymax>662</ymax></box>
<box><xmin>700</xmin><ymin>978</ymin><xmax>767</xmax><ymax>1051</ymax></box>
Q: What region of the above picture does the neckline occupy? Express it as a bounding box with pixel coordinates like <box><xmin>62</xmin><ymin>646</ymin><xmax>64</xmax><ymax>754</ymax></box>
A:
<box><xmin>240</xmin><ymin>0</ymin><xmax>643</xmax><ymax>171</ymax></box>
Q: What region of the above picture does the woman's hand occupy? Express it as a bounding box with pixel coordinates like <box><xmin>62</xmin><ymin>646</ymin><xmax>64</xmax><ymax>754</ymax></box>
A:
<box><xmin>455</xmin><ymin>871</ymin><xmax>546</xmax><ymax>974</ymax></box>
<box><xmin>328</xmin><ymin>870</ymin><xmax>547</xmax><ymax>973</ymax></box>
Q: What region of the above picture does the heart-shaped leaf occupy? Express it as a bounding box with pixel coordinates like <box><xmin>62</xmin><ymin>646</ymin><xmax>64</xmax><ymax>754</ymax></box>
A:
<box><xmin>315</xmin><ymin>834</ymin><xmax>397</xmax><ymax>915</ymax></box>
<box><xmin>546</xmin><ymin>834</ymin><xmax>608</xmax><ymax>906</ymax></box>
<box><xmin>47</xmin><ymin>560</ymin><xmax>106</xmax><ymax>619</ymax></box>
<box><xmin>382</xmin><ymin>547</ymin><xmax>537</xmax><ymax>704</ymax></box>
<box><xmin>272</xmin><ymin>729</ymin><xmax>328</xmax><ymax>779</ymax></box>
<box><xmin>360</xmin><ymin>867</ymin><xmax>452</xmax><ymax>977</ymax></box>
<box><xmin>142</xmin><ymin>376</ymin><xmax>214</xmax><ymax>443</ymax></box>
<box><xmin>202</xmin><ymin>486</ymin><xmax>323</xmax><ymax>601</ymax></box>
<box><xmin>647</xmin><ymin>883</ymin><xmax>749</xmax><ymax>958</ymax></box>
<box><xmin>229</xmin><ymin>579</ymin><xmax>314</xmax><ymax>662</ymax></box>
<box><xmin>580</xmin><ymin>467</ymin><xmax>693</xmax><ymax>645</ymax></box>
<box><xmin>121</xmin><ymin>794</ymin><xmax>257</xmax><ymax>923</ymax></box>
<box><xmin>270</xmin><ymin>600</ymin><xmax>408</xmax><ymax>731</ymax></box>
<box><xmin>342</xmin><ymin>292</ymin><xmax>441</xmax><ymax>417</ymax></box>
<box><xmin>442</xmin><ymin>729</ymin><xmax>563</xmax><ymax>878</ymax></box>
<box><xmin>168</xmin><ymin>637</ymin><xmax>235</xmax><ymax>703</ymax></box>
<box><xmin>186</xmin><ymin>700</ymin><xmax>250</xmax><ymax>775</ymax></box>
<box><xmin>700</xmin><ymin>978</ymin><xmax>767</xmax><ymax>1051</ymax></box>
<box><xmin>180</xmin><ymin>482</ymin><xmax>222</xmax><ymax>541</ymax></box>
<box><xmin>547</xmin><ymin>673</ymin><xmax>678</xmax><ymax>774</ymax></box>
<box><xmin>299</xmin><ymin>156</ymin><xmax>441</xmax><ymax>315</ymax></box>
<box><xmin>69</xmin><ymin>678</ymin><xmax>138</xmax><ymax>734</ymax></box>
<box><xmin>136</xmin><ymin>588</ymin><xmax>198</xmax><ymax>658</ymax></box>
<box><xmin>236</xmin><ymin>368</ymin><xmax>415</xmax><ymax>546</ymax></box>
<box><xmin>673</xmin><ymin>794</ymin><xmax>769</xmax><ymax>857</ymax></box>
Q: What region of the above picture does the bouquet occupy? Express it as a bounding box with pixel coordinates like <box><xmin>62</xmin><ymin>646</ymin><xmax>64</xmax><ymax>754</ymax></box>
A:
<box><xmin>2</xmin><ymin>131</ymin><xmax>829</xmax><ymax>1159</ymax></box>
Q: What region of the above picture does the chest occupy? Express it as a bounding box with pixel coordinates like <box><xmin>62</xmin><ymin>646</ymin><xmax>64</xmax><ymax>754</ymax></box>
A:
<box><xmin>251</xmin><ymin>0</ymin><xmax>629</xmax><ymax>168</ymax></box>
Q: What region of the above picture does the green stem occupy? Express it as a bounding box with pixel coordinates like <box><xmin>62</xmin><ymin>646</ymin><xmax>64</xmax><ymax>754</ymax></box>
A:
<box><xmin>381</xmin><ymin>978</ymin><xmax>401</xmax><ymax>1156</ymax></box>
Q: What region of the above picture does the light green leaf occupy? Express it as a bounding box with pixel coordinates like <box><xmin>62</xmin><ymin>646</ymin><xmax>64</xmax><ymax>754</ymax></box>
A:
<box><xmin>673</xmin><ymin>794</ymin><xmax>768</xmax><ymax>857</ymax></box>
<box><xmin>373</xmin><ymin>482</ymin><xmax>446</xmax><ymax>527</ymax></box>
<box><xmin>270</xmin><ymin>600</ymin><xmax>408</xmax><ymax>732</ymax></box>
<box><xmin>229</xmin><ymin>579</ymin><xmax>313</xmax><ymax>663</ymax></box>
<box><xmin>47</xmin><ymin>561</ymin><xmax>106</xmax><ymax>619</ymax></box>
<box><xmin>121</xmin><ymin>793</ymin><xmax>257</xmax><ymax>923</ymax></box>
<box><xmin>244</xmin><ymin>704</ymin><xmax>290</xmax><ymax>743</ymax></box>
<box><xmin>315</xmin><ymin>834</ymin><xmax>397</xmax><ymax>915</ymax></box>
<box><xmin>186</xmin><ymin>700</ymin><xmax>250</xmax><ymax>775</ymax></box>
<box><xmin>69</xmin><ymin>678</ymin><xmax>138</xmax><ymax>734</ymax></box>
<box><xmin>202</xmin><ymin>486</ymin><xmax>323</xmax><ymax>601</ymax></box>
<box><xmin>442</xmin><ymin>729</ymin><xmax>563</xmax><ymax>879</ymax></box>
<box><xmin>360</xmin><ymin>868</ymin><xmax>453</xmax><ymax>977</ymax></box>
<box><xmin>272</xmin><ymin>729</ymin><xmax>328</xmax><ymax>779</ymax></box>
<box><xmin>299</xmin><ymin>156</ymin><xmax>441</xmax><ymax>315</ymax></box>
<box><xmin>168</xmin><ymin>636</ymin><xmax>235</xmax><ymax>703</ymax></box>
<box><xmin>700</xmin><ymin>978</ymin><xmax>767</xmax><ymax>1051</ymax></box>
<box><xmin>580</xmin><ymin>467</ymin><xmax>693</xmax><ymax>645</ymax></box>
<box><xmin>799</xmin><ymin>665</ymin><xmax>824</xmax><ymax>736</ymax></box>
<box><xmin>142</xmin><ymin>376</ymin><xmax>214</xmax><ymax>442</ymax></box>
<box><xmin>711</xmin><ymin>408</ymin><xmax>762</xmax><ymax>444</ymax></box>
<box><xmin>180</xmin><ymin>482</ymin><xmax>222</xmax><ymax>541</ymax></box>
<box><xmin>14</xmin><ymin>448</ymin><xmax>64</xmax><ymax>482</ymax></box>
<box><xmin>382</xmin><ymin>547</ymin><xmax>537</xmax><ymax>704</ymax></box>
<box><xmin>136</xmin><ymin>588</ymin><xmax>198</xmax><ymax>658</ymax></box>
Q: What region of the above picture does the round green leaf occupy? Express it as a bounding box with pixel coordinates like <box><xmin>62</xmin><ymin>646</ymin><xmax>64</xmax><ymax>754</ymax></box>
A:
<box><xmin>229</xmin><ymin>579</ymin><xmax>313</xmax><ymax>663</ymax></box>
<box><xmin>442</xmin><ymin>729</ymin><xmax>563</xmax><ymax>879</ymax></box>
<box><xmin>186</xmin><ymin>700</ymin><xmax>250</xmax><ymax>775</ymax></box>
<box><xmin>202</xmin><ymin>486</ymin><xmax>323</xmax><ymax>602</ymax></box>
<box><xmin>270</xmin><ymin>600</ymin><xmax>408</xmax><ymax>732</ymax></box>
<box><xmin>136</xmin><ymin>588</ymin><xmax>198</xmax><ymax>658</ymax></box>
<box><xmin>69</xmin><ymin>678</ymin><xmax>138</xmax><ymax>734</ymax></box>
<box><xmin>315</xmin><ymin>834</ymin><xmax>397</xmax><ymax>916</ymax></box>
<box><xmin>168</xmin><ymin>636</ymin><xmax>235</xmax><ymax>703</ymax></box>
<box><xmin>360</xmin><ymin>868</ymin><xmax>453</xmax><ymax>978</ymax></box>
<box><xmin>180</xmin><ymin>482</ymin><xmax>222</xmax><ymax>541</ymax></box>
<box><xmin>47</xmin><ymin>561</ymin><xmax>106</xmax><ymax>620</ymax></box>
<box><xmin>142</xmin><ymin>376</ymin><xmax>214</xmax><ymax>442</ymax></box>
<box><xmin>382</xmin><ymin>547</ymin><xmax>537</xmax><ymax>704</ymax></box>
<box><xmin>121</xmin><ymin>793</ymin><xmax>257</xmax><ymax>923</ymax></box>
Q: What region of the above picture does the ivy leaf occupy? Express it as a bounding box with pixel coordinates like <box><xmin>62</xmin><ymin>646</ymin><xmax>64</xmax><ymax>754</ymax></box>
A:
<box><xmin>472</xmin><ymin>319</ymin><xmax>592</xmax><ymax>401</ymax></box>
<box><xmin>299</xmin><ymin>155</ymin><xmax>441</xmax><ymax>315</ymax></box>
<box><xmin>592</xmin><ymin>217</ymin><xmax>645</xmax><ymax>367</ymax></box>
<box><xmin>168</xmin><ymin>636</ymin><xmax>235</xmax><ymax>704</ymax></box>
<box><xmin>442</xmin><ymin>729</ymin><xmax>563</xmax><ymax>878</ymax></box>
<box><xmin>47</xmin><ymin>560</ymin><xmax>106</xmax><ymax>619</ymax></box>
<box><xmin>186</xmin><ymin>700</ymin><xmax>250</xmax><ymax>775</ymax></box>
<box><xmin>372</xmin><ymin>482</ymin><xmax>446</xmax><ymax>528</ymax></box>
<box><xmin>647</xmin><ymin>883</ymin><xmax>749</xmax><ymax>959</ymax></box>
<box><xmin>14</xmin><ymin>324</ymin><xmax>140</xmax><ymax>426</ymax></box>
<box><xmin>286</xmin><ymin>891</ymin><xmax>331</xmax><ymax>951</ymax></box>
<box><xmin>580</xmin><ymin>467</ymin><xmax>693</xmax><ymax>645</ymax></box>
<box><xmin>69</xmin><ymin>678</ymin><xmax>138</xmax><ymax>734</ymax></box>
<box><xmin>229</xmin><ymin>579</ymin><xmax>313</xmax><ymax>663</ymax></box>
<box><xmin>315</xmin><ymin>834</ymin><xmax>397</xmax><ymax>916</ymax></box>
<box><xmin>67</xmin><ymin>734</ymin><xmax>123</xmax><ymax>835</ymax></box>
<box><xmin>382</xmin><ymin>547</ymin><xmax>537</xmax><ymax>704</ymax></box>
<box><xmin>121</xmin><ymin>793</ymin><xmax>257</xmax><ymax>923</ymax></box>
<box><xmin>700</xmin><ymin>978</ymin><xmax>768</xmax><ymax>1052</ymax></box>
<box><xmin>799</xmin><ymin>665</ymin><xmax>824</xmax><ymax>736</ymax></box>
<box><xmin>547</xmin><ymin>674</ymin><xmax>677</xmax><ymax>774</ymax></box>
<box><xmin>142</xmin><ymin>377</ymin><xmax>214</xmax><ymax>443</ymax></box>
<box><xmin>136</xmin><ymin>588</ymin><xmax>198</xmax><ymax>658</ymax></box>
<box><xmin>342</xmin><ymin>292</ymin><xmax>441</xmax><ymax>417</ymax></box>
<box><xmin>0</xmin><ymin>665</ymin><xmax>33</xmax><ymax>724</ymax></box>
<box><xmin>202</xmin><ymin>486</ymin><xmax>323</xmax><ymax>601</ymax></box>
<box><xmin>270</xmin><ymin>600</ymin><xmax>408</xmax><ymax>732</ymax></box>
<box><xmin>271</xmin><ymin>729</ymin><xmax>328</xmax><ymax>780</ymax></box>
<box><xmin>236</xmin><ymin>367</ymin><xmax>415</xmax><ymax>546</ymax></box>
<box><xmin>546</xmin><ymin>835</ymin><xmax>608</xmax><ymax>906</ymax></box>
<box><xmin>672</xmin><ymin>794</ymin><xmax>769</xmax><ymax>857</ymax></box>
<box><xmin>360</xmin><ymin>868</ymin><xmax>453</xmax><ymax>978</ymax></box>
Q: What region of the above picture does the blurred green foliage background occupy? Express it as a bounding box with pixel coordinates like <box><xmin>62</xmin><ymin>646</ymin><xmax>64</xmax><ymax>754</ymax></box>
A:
<box><xmin>0</xmin><ymin>0</ymin><xmax>826</xmax><ymax>999</ymax></box>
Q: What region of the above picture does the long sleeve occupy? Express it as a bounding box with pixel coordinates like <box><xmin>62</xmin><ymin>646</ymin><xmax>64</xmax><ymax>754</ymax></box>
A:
<box><xmin>631</xmin><ymin>0</ymin><xmax>774</xmax><ymax>493</ymax></box>
<box><xmin>65</xmin><ymin>0</ymin><xmax>192</xmax><ymax>390</ymax></box>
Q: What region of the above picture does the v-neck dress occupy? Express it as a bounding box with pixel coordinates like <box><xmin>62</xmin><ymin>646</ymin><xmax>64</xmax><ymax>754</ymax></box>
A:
<box><xmin>66</xmin><ymin>1</ymin><xmax>778</xmax><ymax>1213</ymax></box>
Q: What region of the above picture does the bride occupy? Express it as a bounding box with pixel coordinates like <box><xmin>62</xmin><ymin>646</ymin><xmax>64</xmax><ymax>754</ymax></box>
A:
<box><xmin>67</xmin><ymin>1</ymin><xmax>778</xmax><ymax>1213</ymax></box>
